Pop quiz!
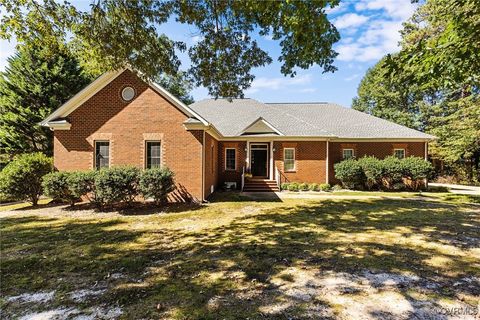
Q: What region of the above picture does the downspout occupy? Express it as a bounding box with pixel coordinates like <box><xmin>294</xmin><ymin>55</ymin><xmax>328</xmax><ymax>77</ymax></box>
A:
<box><xmin>201</xmin><ymin>130</ymin><xmax>205</xmax><ymax>202</ymax></box>
<box><xmin>424</xmin><ymin>141</ymin><xmax>428</xmax><ymax>189</ymax></box>
<box><xmin>326</xmin><ymin>139</ymin><xmax>330</xmax><ymax>184</ymax></box>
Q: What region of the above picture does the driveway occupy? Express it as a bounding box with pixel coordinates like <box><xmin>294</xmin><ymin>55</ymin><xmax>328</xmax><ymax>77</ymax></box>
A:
<box><xmin>430</xmin><ymin>183</ymin><xmax>480</xmax><ymax>195</ymax></box>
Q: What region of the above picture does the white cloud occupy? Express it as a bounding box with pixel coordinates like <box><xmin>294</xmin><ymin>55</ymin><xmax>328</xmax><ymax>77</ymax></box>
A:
<box><xmin>334</xmin><ymin>0</ymin><xmax>417</xmax><ymax>62</ymax></box>
<box><xmin>0</xmin><ymin>39</ymin><xmax>16</xmax><ymax>71</ymax></box>
<box><xmin>334</xmin><ymin>13</ymin><xmax>369</xmax><ymax>30</ymax></box>
<box><xmin>325</xmin><ymin>2</ymin><xmax>349</xmax><ymax>15</ymax></box>
<box><xmin>355</xmin><ymin>0</ymin><xmax>416</xmax><ymax>20</ymax></box>
<box><xmin>246</xmin><ymin>74</ymin><xmax>312</xmax><ymax>94</ymax></box>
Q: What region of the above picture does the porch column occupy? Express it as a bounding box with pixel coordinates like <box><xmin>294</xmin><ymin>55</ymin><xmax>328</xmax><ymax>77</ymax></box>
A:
<box><xmin>269</xmin><ymin>141</ymin><xmax>274</xmax><ymax>179</ymax></box>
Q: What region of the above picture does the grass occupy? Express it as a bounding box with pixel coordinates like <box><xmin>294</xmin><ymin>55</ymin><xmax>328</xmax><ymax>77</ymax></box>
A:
<box><xmin>1</xmin><ymin>193</ymin><xmax>479</xmax><ymax>319</ymax></box>
<box><xmin>0</xmin><ymin>198</ymin><xmax>52</xmax><ymax>212</ymax></box>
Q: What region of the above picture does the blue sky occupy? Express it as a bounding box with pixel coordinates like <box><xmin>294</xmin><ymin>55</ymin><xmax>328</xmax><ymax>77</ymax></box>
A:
<box><xmin>0</xmin><ymin>0</ymin><xmax>416</xmax><ymax>107</ymax></box>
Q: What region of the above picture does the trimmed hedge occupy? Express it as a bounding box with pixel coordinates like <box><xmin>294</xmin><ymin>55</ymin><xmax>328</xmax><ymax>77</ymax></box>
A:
<box><xmin>281</xmin><ymin>182</ymin><xmax>331</xmax><ymax>192</ymax></box>
<box><xmin>334</xmin><ymin>156</ymin><xmax>434</xmax><ymax>191</ymax></box>
<box><xmin>40</xmin><ymin>166</ymin><xmax>176</xmax><ymax>209</ymax></box>
<box><xmin>42</xmin><ymin>172</ymin><xmax>78</xmax><ymax>206</ymax></box>
<box><xmin>0</xmin><ymin>153</ymin><xmax>53</xmax><ymax>206</ymax></box>
<box><xmin>139</xmin><ymin>167</ymin><xmax>176</xmax><ymax>204</ymax></box>
<box><xmin>94</xmin><ymin>166</ymin><xmax>141</xmax><ymax>207</ymax></box>
<box><xmin>334</xmin><ymin>158</ymin><xmax>365</xmax><ymax>189</ymax></box>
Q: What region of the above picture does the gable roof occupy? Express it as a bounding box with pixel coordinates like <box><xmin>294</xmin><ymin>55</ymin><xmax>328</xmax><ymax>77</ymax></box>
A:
<box><xmin>189</xmin><ymin>99</ymin><xmax>435</xmax><ymax>140</ymax></box>
<box><xmin>239</xmin><ymin>117</ymin><xmax>284</xmax><ymax>136</ymax></box>
<box><xmin>41</xmin><ymin>68</ymin><xmax>209</xmax><ymax>127</ymax></box>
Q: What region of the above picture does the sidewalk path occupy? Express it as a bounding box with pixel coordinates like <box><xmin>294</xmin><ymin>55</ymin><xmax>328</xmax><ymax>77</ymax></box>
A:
<box><xmin>429</xmin><ymin>183</ymin><xmax>480</xmax><ymax>195</ymax></box>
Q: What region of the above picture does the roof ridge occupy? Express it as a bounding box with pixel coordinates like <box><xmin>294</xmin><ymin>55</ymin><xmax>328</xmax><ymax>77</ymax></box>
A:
<box><xmin>265</xmin><ymin>103</ymin><xmax>335</xmax><ymax>137</ymax></box>
<box><xmin>265</xmin><ymin>102</ymin><xmax>329</xmax><ymax>105</ymax></box>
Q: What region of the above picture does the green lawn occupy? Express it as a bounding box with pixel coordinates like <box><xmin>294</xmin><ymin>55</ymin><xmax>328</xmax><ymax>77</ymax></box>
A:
<box><xmin>1</xmin><ymin>193</ymin><xmax>479</xmax><ymax>319</ymax></box>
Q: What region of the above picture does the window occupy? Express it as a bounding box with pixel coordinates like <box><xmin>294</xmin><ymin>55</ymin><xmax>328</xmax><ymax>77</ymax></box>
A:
<box><xmin>394</xmin><ymin>148</ymin><xmax>406</xmax><ymax>159</ymax></box>
<box><xmin>146</xmin><ymin>141</ymin><xmax>161</xmax><ymax>168</ymax></box>
<box><xmin>225</xmin><ymin>148</ymin><xmax>236</xmax><ymax>170</ymax></box>
<box><xmin>95</xmin><ymin>141</ymin><xmax>110</xmax><ymax>169</ymax></box>
<box><xmin>342</xmin><ymin>148</ymin><xmax>354</xmax><ymax>159</ymax></box>
<box><xmin>284</xmin><ymin>148</ymin><xmax>295</xmax><ymax>171</ymax></box>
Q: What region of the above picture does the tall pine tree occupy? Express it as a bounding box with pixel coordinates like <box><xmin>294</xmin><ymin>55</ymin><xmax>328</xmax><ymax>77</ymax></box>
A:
<box><xmin>0</xmin><ymin>44</ymin><xmax>92</xmax><ymax>157</ymax></box>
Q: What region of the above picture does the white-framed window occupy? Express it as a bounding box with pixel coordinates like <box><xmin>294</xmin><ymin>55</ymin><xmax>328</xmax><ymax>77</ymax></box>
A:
<box><xmin>342</xmin><ymin>148</ymin><xmax>354</xmax><ymax>160</ymax></box>
<box><xmin>284</xmin><ymin>148</ymin><xmax>295</xmax><ymax>171</ymax></box>
<box><xmin>95</xmin><ymin>141</ymin><xmax>110</xmax><ymax>169</ymax></box>
<box><xmin>145</xmin><ymin>141</ymin><xmax>161</xmax><ymax>168</ymax></box>
<box><xmin>394</xmin><ymin>148</ymin><xmax>406</xmax><ymax>159</ymax></box>
<box><xmin>225</xmin><ymin>148</ymin><xmax>236</xmax><ymax>171</ymax></box>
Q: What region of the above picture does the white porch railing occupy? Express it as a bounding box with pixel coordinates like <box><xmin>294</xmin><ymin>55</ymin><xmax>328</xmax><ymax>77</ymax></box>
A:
<box><xmin>275</xmin><ymin>167</ymin><xmax>281</xmax><ymax>189</ymax></box>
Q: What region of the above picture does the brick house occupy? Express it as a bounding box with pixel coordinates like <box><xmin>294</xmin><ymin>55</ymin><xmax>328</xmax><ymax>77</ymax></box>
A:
<box><xmin>41</xmin><ymin>69</ymin><xmax>434</xmax><ymax>201</ymax></box>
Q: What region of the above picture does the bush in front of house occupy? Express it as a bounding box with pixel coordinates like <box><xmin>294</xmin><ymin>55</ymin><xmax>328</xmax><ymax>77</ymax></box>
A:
<box><xmin>334</xmin><ymin>156</ymin><xmax>433</xmax><ymax>191</ymax></box>
<box><xmin>334</xmin><ymin>158</ymin><xmax>365</xmax><ymax>189</ymax></box>
<box><xmin>299</xmin><ymin>182</ymin><xmax>309</xmax><ymax>191</ymax></box>
<box><xmin>281</xmin><ymin>183</ymin><xmax>290</xmax><ymax>191</ymax></box>
<box><xmin>67</xmin><ymin>171</ymin><xmax>97</xmax><ymax>203</ymax></box>
<box><xmin>357</xmin><ymin>156</ymin><xmax>383</xmax><ymax>190</ymax></box>
<box><xmin>287</xmin><ymin>182</ymin><xmax>300</xmax><ymax>191</ymax></box>
<box><xmin>380</xmin><ymin>156</ymin><xmax>404</xmax><ymax>190</ymax></box>
<box><xmin>94</xmin><ymin>166</ymin><xmax>141</xmax><ymax>207</ymax></box>
<box><xmin>42</xmin><ymin>171</ymin><xmax>78</xmax><ymax>206</ymax></box>
<box><xmin>401</xmin><ymin>156</ymin><xmax>435</xmax><ymax>191</ymax></box>
<box><xmin>139</xmin><ymin>167</ymin><xmax>175</xmax><ymax>205</ymax></box>
<box><xmin>319</xmin><ymin>183</ymin><xmax>331</xmax><ymax>192</ymax></box>
<box><xmin>0</xmin><ymin>153</ymin><xmax>52</xmax><ymax>206</ymax></box>
<box><xmin>309</xmin><ymin>183</ymin><xmax>320</xmax><ymax>191</ymax></box>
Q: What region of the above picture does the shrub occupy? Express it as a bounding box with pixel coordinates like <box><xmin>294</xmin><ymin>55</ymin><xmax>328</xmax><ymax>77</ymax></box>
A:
<box><xmin>357</xmin><ymin>156</ymin><xmax>383</xmax><ymax>190</ymax></box>
<box><xmin>0</xmin><ymin>153</ymin><xmax>52</xmax><ymax>206</ymax></box>
<box><xmin>380</xmin><ymin>156</ymin><xmax>404</xmax><ymax>190</ymax></box>
<box><xmin>94</xmin><ymin>166</ymin><xmax>140</xmax><ymax>207</ymax></box>
<box><xmin>287</xmin><ymin>182</ymin><xmax>299</xmax><ymax>192</ymax></box>
<box><xmin>402</xmin><ymin>157</ymin><xmax>434</xmax><ymax>191</ymax></box>
<box><xmin>67</xmin><ymin>171</ymin><xmax>96</xmax><ymax>203</ymax></box>
<box><xmin>319</xmin><ymin>183</ymin><xmax>331</xmax><ymax>192</ymax></box>
<box><xmin>139</xmin><ymin>167</ymin><xmax>175</xmax><ymax>205</ymax></box>
<box><xmin>332</xmin><ymin>184</ymin><xmax>343</xmax><ymax>191</ymax></box>
<box><xmin>309</xmin><ymin>183</ymin><xmax>320</xmax><ymax>191</ymax></box>
<box><xmin>334</xmin><ymin>159</ymin><xmax>365</xmax><ymax>189</ymax></box>
<box><xmin>42</xmin><ymin>172</ymin><xmax>77</xmax><ymax>206</ymax></box>
<box><xmin>299</xmin><ymin>182</ymin><xmax>309</xmax><ymax>191</ymax></box>
<box><xmin>280</xmin><ymin>183</ymin><xmax>290</xmax><ymax>191</ymax></box>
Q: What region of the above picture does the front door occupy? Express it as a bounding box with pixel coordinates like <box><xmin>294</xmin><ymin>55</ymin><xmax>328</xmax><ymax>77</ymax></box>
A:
<box><xmin>251</xmin><ymin>144</ymin><xmax>268</xmax><ymax>177</ymax></box>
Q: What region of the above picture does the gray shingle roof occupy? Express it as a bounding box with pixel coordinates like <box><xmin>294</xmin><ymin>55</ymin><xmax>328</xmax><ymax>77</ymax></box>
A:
<box><xmin>189</xmin><ymin>99</ymin><xmax>434</xmax><ymax>139</ymax></box>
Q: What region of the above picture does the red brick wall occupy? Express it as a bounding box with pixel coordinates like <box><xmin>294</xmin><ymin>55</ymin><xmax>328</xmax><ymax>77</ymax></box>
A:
<box><xmin>54</xmin><ymin>69</ymin><xmax>204</xmax><ymax>201</ymax></box>
<box><xmin>328</xmin><ymin>141</ymin><xmax>427</xmax><ymax>184</ymax></box>
<box><xmin>273</xmin><ymin>141</ymin><xmax>327</xmax><ymax>184</ymax></box>
<box><xmin>217</xmin><ymin>141</ymin><xmax>247</xmax><ymax>189</ymax></box>
<box><xmin>204</xmin><ymin>132</ymin><xmax>219</xmax><ymax>198</ymax></box>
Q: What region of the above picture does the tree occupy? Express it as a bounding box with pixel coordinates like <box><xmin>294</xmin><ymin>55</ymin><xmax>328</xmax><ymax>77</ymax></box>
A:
<box><xmin>0</xmin><ymin>153</ymin><xmax>52</xmax><ymax>206</ymax></box>
<box><xmin>0</xmin><ymin>44</ymin><xmax>92</xmax><ymax>156</ymax></box>
<box><xmin>155</xmin><ymin>72</ymin><xmax>194</xmax><ymax>105</ymax></box>
<box><xmin>0</xmin><ymin>0</ymin><xmax>341</xmax><ymax>98</ymax></box>
<box><xmin>352</xmin><ymin>56</ymin><xmax>436</xmax><ymax>132</ymax></box>
<box><xmin>353</xmin><ymin>0</ymin><xmax>480</xmax><ymax>183</ymax></box>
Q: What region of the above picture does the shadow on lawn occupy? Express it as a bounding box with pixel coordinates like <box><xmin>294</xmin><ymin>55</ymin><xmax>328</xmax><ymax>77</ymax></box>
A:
<box><xmin>1</xmin><ymin>198</ymin><xmax>479</xmax><ymax>319</ymax></box>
